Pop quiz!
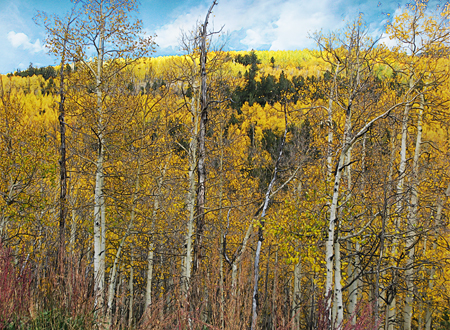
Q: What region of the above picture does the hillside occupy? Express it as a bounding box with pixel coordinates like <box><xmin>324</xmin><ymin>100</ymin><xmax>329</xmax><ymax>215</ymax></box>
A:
<box><xmin>1</xmin><ymin>2</ymin><xmax>450</xmax><ymax>330</ymax></box>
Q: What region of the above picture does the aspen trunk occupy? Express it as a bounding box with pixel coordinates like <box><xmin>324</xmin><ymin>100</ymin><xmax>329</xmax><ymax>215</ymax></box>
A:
<box><xmin>93</xmin><ymin>20</ymin><xmax>105</xmax><ymax>311</ymax></box>
<box><xmin>387</xmin><ymin>93</ymin><xmax>412</xmax><ymax>330</ymax></box>
<box><xmin>326</xmin><ymin>63</ymin><xmax>339</xmax><ymax>181</ymax></box>
<box><xmin>182</xmin><ymin>96</ymin><xmax>199</xmax><ymax>297</ymax></box>
<box><xmin>403</xmin><ymin>95</ymin><xmax>423</xmax><ymax>330</ymax></box>
<box><xmin>325</xmin><ymin>127</ymin><xmax>349</xmax><ymax>325</ymax></box>
<box><xmin>424</xmin><ymin>185</ymin><xmax>450</xmax><ymax>329</ymax></box>
<box><xmin>333</xmin><ymin>240</ymin><xmax>344</xmax><ymax>328</ymax></box>
<box><xmin>57</xmin><ymin>31</ymin><xmax>69</xmax><ymax>269</ymax></box>
<box><xmin>383</xmin><ymin>132</ymin><xmax>398</xmax><ymax>330</ymax></box>
<box><xmin>193</xmin><ymin>1</ymin><xmax>215</xmax><ymax>273</ymax></box>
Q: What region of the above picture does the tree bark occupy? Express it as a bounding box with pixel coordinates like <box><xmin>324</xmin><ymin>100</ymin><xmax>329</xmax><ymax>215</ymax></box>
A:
<box><xmin>93</xmin><ymin>27</ymin><xmax>106</xmax><ymax>311</ymax></box>
<box><xmin>403</xmin><ymin>94</ymin><xmax>424</xmax><ymax>330</ymax></box>
<box><xmin>182</xmin><ymin>96</ymin><xmax>199</xmax><ymax>298</ymax></box>
<box><xmin>193</xmin><ymin>0</ymin><xmax>218</xmax><ymax>274</ymax></box>
<box><xmin>425</xmin><ymin>182</ymin><xmax>450</xmax><ymax>330</ymax></box>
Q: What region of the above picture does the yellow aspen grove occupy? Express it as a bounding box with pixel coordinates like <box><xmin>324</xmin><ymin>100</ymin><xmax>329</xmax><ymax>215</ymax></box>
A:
<box><xmin>3</xmin><ymin>0</ymin><xmax>450</xmax><ymax>328</ymax></box>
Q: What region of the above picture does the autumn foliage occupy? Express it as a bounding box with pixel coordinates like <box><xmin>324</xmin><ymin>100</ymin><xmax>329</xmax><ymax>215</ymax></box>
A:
<box><xmin>1</xmin><ymin>0</ymin><xmax>450</xmax><ymax>329</ymax></box>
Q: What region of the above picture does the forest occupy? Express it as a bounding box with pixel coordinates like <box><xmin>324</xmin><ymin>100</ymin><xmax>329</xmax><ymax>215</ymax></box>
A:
<box><xmin>1</xmin><ymin>0</ymin><xmax>450</xmax><ymax>329</ymax></box>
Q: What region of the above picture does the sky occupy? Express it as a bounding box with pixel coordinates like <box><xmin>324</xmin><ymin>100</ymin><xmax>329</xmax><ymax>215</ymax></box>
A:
<box><xmin>0</xmin><ymin>0</ymin><xmax>443</xmax><ymax>74</ymax></box>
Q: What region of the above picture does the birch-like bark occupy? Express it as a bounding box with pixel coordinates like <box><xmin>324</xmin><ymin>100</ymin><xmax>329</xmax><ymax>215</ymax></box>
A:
<box><xmin>182</xmin><ymin>96</ymin><xmax>199</xmax><ymax>297</ymax></box>
<box><xmin>193</xmin><ymin>0</ymin><xmax>218</xmax><ymax>274</ymax></box>
<box><xmin>425</xmin><ymin>182</ymin><xmax>450</xmax><ymax>330</ymax></box>
<box><xmin>326</xmin><ymin>63</ymin><xmax>340</xmax><ymax>181</ymax></box>
<box><xmin>93</xmin><ymin>18</ymin><xmax>105</xmax><ymax>310</ymax></box>
<box><xmin>383</xmin><ymin>131</ymin><xmax>398</xmax><ymax>330</ymax></box>
<box><xmin>387</xmin><ymin>81</ymin><xmax>413</xmax><ymax>330</ymax></box>
<box><xmin>347</xmin><ymin>139</ymin><xmax>360</xmax><ymax>324</ymax></box>
<box><xmin>326</xmin><ymin>109</ymin><xmax>352</xmax><ymax>328</ymax></box>
<box><xmin>403</xmin><ymin>95</ymin><xmax>424</xmax><ymax>330</ymax></box>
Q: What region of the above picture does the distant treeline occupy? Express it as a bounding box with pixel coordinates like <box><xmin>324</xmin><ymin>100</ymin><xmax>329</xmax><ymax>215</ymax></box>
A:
<box><xmin>7</xmin><ymin>63</ymin><xmax>74</xmax><ymax>80</ymax></box>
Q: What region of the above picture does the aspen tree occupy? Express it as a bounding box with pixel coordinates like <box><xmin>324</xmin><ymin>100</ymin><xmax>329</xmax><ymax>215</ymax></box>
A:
<box><xmin>315</xmin><ymin>18</ymin><xmax>417</xmax><ymax>328</ymax></box>
<box><xmin>385</xmin><ymin>3</ymin><xmax>450</xmax><ymax>328</ymax></box>
<box><xmin>41</xmin><ymin>0</ymin><xmax>155</xmax><ymax>314</ymax></box>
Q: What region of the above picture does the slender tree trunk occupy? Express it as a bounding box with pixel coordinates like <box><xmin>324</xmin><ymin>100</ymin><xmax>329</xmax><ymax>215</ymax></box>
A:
<box><xmin>333</xmin><ymin>240</ymin><xmax>343</xmax><ymax>328</ymax></box>
<box><xmin>326</xmin><ymin>63</ymin><xmax>339</xmax><ymax>181</ymax></box>
<box><xmin>387</xmin><ymin>91</ymin><xmax>412</xmax><ymax>330</ymax></box>
<box><xmin>424</xmin><ymin>178</ymin><xmax>450</xmax><ymax>327</ymax></box>
<box><xmin>93</xmin><ymin>21</ymin><xmax>106</xmax><ymax>311</ymax></box>
<box><xmin>183</xmin><ymin>96</ymin><xmax>199</xmax><ymax>298</ymax></box>
<box><xmin>193</xmin><ymin>0</ymin><xmax>218</xmax><ymax>274</ymax></box>
<box><xmin>58</xmin><ymin>36</ymin><xmax>68</xmax><ymax>271</ymax></box>
<box><xmin>326</xmin><ymin>111</ymin><xmax>352</xmax><ymax>327</ymax></box>
<box><xmin>403</xmin><ymin>95</ymin><xmax>423</xmax><ymax>330</ymax></box>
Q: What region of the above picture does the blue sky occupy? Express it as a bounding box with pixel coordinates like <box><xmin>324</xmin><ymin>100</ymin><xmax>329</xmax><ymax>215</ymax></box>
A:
<box><xmin>0</xmin><ymin>0</ymin><xmax>439</xmax><ymax>74</ymax></box>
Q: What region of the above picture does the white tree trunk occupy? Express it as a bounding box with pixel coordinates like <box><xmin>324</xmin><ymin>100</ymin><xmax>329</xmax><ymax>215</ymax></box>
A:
<box><xmin>403</xmin><ymin>95</ymin><xmax>423</xmax><ymax>330</ymax></box>
<box><xmin>387</xmin><ymin>94</ymin><xmax>412</xmax><ymax>330</ymax></box>
<box><xmin>325</xmin><ymin>129</ymin><xmax>348</xmax><ymax>325</ymax></box>
<box><xmin>425</xmin><ymin>183</ymin><xmax>450</xmax><ymax>329</ymax></box>
<box><xmin>334</xmin><ymin>240</ymin><xmax>344</xmax><ymax>328</ymax></box>
<box><xmin>93</xmin><ymin>19</ymin><xmax>105</xmax><ymax>311</ymax></box>
<box><xmin>182</xmin><ymin>96</ymin><xmax>199</xmax><ymax>297</ymax></box>
<box><xmin>326</xmin><ymin>63</ymin><xmax>339</xmax><ymax>181</ymax></box>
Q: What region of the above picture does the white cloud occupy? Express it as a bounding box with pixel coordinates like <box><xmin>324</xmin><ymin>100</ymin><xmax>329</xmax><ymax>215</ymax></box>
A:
<box><xmin>154</xmin><ymin>0</ymin><xmax>282</xmax><ymax>51</ymax></box>
<box><xmin>269</xmin><ymin>0</ymin><xmax>342</xmax><ymax>51</ymax></box>
<box><xmin>7</xmin><ymin>31</ymin><xmax>43</xmax><ymax>53</ymax></box>
<box><xmin>153</xmin><ymin>0</ymin><xmax>347</xmax><ymax>53</ymax></box>
<box><xmin>154</xmin><ymin>5</ymin><xmax>209</xmax><ymax>50</ymax></box>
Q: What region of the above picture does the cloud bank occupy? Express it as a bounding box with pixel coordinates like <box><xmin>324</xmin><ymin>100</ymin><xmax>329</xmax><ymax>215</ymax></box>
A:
<box><xmin>153</xmin><ymin>0</ymin><xmax>346</xmax><ymax>53</ymax></box>
<box><xmin>7</xmin><ymin>31</ymin><xmax>43</xmax><ymax>53</ymax></box>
